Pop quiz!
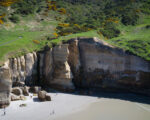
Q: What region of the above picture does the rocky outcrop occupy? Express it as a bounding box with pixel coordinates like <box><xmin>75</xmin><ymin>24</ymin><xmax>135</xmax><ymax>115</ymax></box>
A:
<box><xmin>38</xmin><ymin>90</ymin><xmax>51</xmax><ymax>101</ymax></box>
<box><xmin>75</xmin><ymin>37</ymin><xmax>150</xmax><ymax>94</ymax></box>
<box><xmin>0</xmin><ymin>53</ymin><xmax>38</xmax><ymax>107</ymax></box>
<box><xmin>0</xmin><ymin>37</ymin><xmax>150</xmax><ymax>107</ymax></box>
<box><xmin>38</xmin><ymin>47</ymin><xmax>53</xmax><ymax>85</ymax></box>
<box><xmin>11</xmin><ymin>87</ymin><xmax>22</xmax><ymax>96</ymax></box>
<box><xmin>21</xmin><ymin>86</ymin><xmax>29</xmax><ymax>96</ymax></box>
<box><xmin>0</xmin><ymin>61</ymin><xmax>12</xmax><ymax>107</ymax></box>
<box><xmin>25</xmin><ymin>52</ymin><xmax>38</xmax><ymax>85</ymax></box>
<box><xmin>29</xmin><ymin>86</ymin><xmax>41</xmax><ymax>93</ymax></box>
<box><xmin>68</xmin><ymin>39</ymin><xmax>81</xmax><ymax>87</ymax></box>
<box><xmin>39</xmin><ymin>45</ymin><xmax>75</xmax><ymax>91</ymax></box>
<box><xmin>39</xmin><ymin>37</ymin><xmax>150</xmax><ymax>94</ymax></box>
<box><xmin>51</xmin><ymin>44</ymin><xmax>74</xmax><ymax>91</ymax></box>
<box><xmin>10</xmin><ymin>93</ymin><xmax>25</xmax><ymax>101</ymax></box>
<box><xmin>9</xmin><ymin>52</ymin><xmax>38</xmax><ymax>86</ymax></box>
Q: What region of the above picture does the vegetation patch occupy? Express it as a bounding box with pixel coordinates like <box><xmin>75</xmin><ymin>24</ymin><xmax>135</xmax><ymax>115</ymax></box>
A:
<box><xmin>0</xmin><ymin>0</ymin><xmax>150</xmax><ymax>64</ymax></box>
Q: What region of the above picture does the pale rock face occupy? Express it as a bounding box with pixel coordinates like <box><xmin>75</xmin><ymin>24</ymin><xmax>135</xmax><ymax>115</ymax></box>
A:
<box><xmin>25</xmin><ymin>52</ymin><xmax>38</xmax><ymax>85</ymax></box>
<box><xmin>11</xmin><ymin>87</ymin><xmax>23</xmax><ymax>96</ymax></box>
<box><xmin>43</xmin><ymin>48</ymin><xmax>53</xmax><ymax>84</ymax></box>
<box><xmin>1</xmin><ymin>37</ymin><xmax>150</xmax><ymax>107</ymax></box>
<box><xmin>68</xmin><ymin>39</ymin><xmax>81</xmax><ymax>87</ymax></box>
<box><xmin>25</xmin><ymin>53</ymin><xmax>35</xmax><ymax>84</ymax></box>
<box><xmin>39</xmin><ymin>45</ymin><xmax>75</xmax><ymax>91</ymax></box>
<box><xmin>10</xmin><ymin>58</ymin><xmax>19</xmax><ymax>83</ymax></box>
<box><xmin>51</xmin><ymin>44</ymin><xmax>75</xmax><ymax>91</ymax></box>
<box><xmin>0</xmin><ymin>61</ymin><xmax>12</xmax><ymax>107</ymax></box>
<box><xmin>78</xmin><ymin>37</ymin><xmax>150</xmax><ymax>91</ymax></box>
<box><xmin>8</xmin><ymin>53</ymin><xmax>38</xmax><ymax>86</ymax></box>
<box><xmin>19</xmin><ymin>56</ymin><xmax>26</xmax><ymax>82</ymax></box>
<box><xmin>39</xmin><ymin>49</ymin><xmax>53</xmax><ymax>85</ymax></box>
<box><xmin>11</xmin><ymin>93</ymin><xmax>21</xmax><ymax>101</ymax></box>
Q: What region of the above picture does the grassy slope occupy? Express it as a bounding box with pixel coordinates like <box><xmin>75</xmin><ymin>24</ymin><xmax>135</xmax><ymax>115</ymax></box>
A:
<box><xmin>50</xmin><ymin>30</ymin><xmax>100</xmax><ymax>45</ymax></box>
<box><xmin>0</xmin><ymin>14</ymin><xmax>58</xmax><ymax>64</ymax></box>
<box><xmin>0</xmin><ymin>12</ymin><xmax>149</xmax><ymax>65</ymax></box>
<box><xmin>0</xmin><ymin>15</ymin><xmax>100</xmax><ymax>65</ymax></box>
<box><xmin>106</xmin><ymin>15</ymin><xmax>150</xmax><ymax>60</ymax></box>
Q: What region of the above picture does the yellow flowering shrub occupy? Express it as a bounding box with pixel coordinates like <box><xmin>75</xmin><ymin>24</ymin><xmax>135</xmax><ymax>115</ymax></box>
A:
<box><xmin>0</xmin><ymin>0</ymin><xmax>18</xmax><ymax>7</ymax></box>
<box><xmin>0</xmin><ymin>13</ymin><xmax>6</xmax><ymax>24</ymax></box>
<box><xmin>32</xmin><ymin>40</ymin><xmax>40</xmax><ymax>44</ymax></box>
<box><xmin>58</xmin><ymin>23</ymin><xmax>70</xmax><ymax>27</ymax></box>
<box><xmin>74</xmin><ymin>24</ymin><xmax>80</xmax><ymax>28</ymax></box>
<box><xmin>58</xmin><ymin>8</ymin><xmax>67</xmax><ymax>14</ymax></box>
<box><xmin>48</xmin><ymin>4</ymin><xmax>57</xmax><ymax>11</ymax></box>
<box><xmin>0</xmin><ymin>19</ymin><xmax>4</xmax><ymax>24</ymax></box>
<box><xmin>53</xmin><ymin>32</ymin><xmax>58</xmax><ymax>37</ymax></box>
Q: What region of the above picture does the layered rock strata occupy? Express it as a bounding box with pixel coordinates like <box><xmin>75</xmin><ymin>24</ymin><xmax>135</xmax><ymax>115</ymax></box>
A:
<box><xmin>0</xmin><ymin>37</ymin><xmax>150</xmax><ymax>107</ymax></box>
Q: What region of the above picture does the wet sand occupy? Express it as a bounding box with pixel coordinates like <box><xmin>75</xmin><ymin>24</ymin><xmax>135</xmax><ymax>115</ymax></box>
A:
<box><xmin>0</xmin><ymin>93</ymin><xmax>150</xmax><ymax>120</ymax></box>
<box><xmin>58</xmin><ymin>98</ymin><xmax>150</xmax><ymax>120</ymax></box>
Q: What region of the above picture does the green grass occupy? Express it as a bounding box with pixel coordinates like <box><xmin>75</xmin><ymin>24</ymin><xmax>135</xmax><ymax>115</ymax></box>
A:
<box><xmin>0</xmin><ymin>12</ymin><xmax>149</xmax><ymax>65</ymax></box>
<box><xmin>50</xmin><ymin>30</ymin><xmax>100</xmax><ymax>45</ymax></box>
<box><xmin>0</xmin><ymin>18</ymin><xmax>57</xmax><ymax>64</ymax></box>
<box><xmin>106</xmin><ymin>15</ymin><xmax>150</xmax><ymax>60</ymax></box>
<box><xmin>0</xmin><ymin>18</ymin><xmax>100</xmax><ymax>65</ymax></box>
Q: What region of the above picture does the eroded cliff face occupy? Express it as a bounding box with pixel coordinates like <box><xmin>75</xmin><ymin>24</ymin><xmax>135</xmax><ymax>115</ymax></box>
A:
<box><xmin>39</xmin><ymin>45</ymin><xmax>74</xmax><ymax>91</ymax></box>
<box><xmin>0</xmin><ymin>61</ymin><xmax>12</xmax><ymax>107</ymax></box>
<box><xmin>8</xmin><ymin>52</ymin><xmax>38</xmax><ymax>86</ymax></box>
<box><xmin>76</xmin><ymin>38</ymin><xmax>150</xmax><ymax>91</ymax></box>
<box><xmin>0</xmin><ymin>53</ymin><xmax>38</xmax><ymax>107</ymax></box>
<box><xmin>0</xmin><ymin>37</ymin><xmax>150</xmax><ymax>107</ymax></box>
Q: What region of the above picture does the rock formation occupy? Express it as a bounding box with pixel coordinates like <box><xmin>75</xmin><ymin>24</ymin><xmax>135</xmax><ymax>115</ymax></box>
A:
<box><xmin>38</xmin><ymin>90</ymin><xmax>51</xmax><ymax>101</ymax></box>
<box><xmin>39</xmin><ymin>45</ymin><xmax>74</xmax><ymax>91</ymax></box>
<box><xmin>76</xmin><ymin>37</ymin><xmax>150</xmax><ymax>93</ymax></box>
<box><xmin>0</xmin><ymin>61</ymin><xmax>12</xmax><ymax>107</ymax></box>
<box><xmin>0</xmin><ymin>37</ymin><xmax>150</xmax><ymax>107</ymax></box>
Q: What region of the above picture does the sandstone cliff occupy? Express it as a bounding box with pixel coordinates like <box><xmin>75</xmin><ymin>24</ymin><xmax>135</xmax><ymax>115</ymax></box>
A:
<box><xmin>0</xmin><ymin>37</ymin><xmax>150</xmax><ymax>107</ymax></box>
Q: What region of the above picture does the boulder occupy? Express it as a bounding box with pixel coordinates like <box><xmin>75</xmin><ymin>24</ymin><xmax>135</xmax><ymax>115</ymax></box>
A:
<box><xmin>11</xmin><ymin>87</ymin><xmax>22</xmax><ymax>96</ymax></box>
<box><xmin>38</xmin><ymin>91</ymin><xmax>47</xmax><ymax>101</ymax></box>
<box><xmin>20</xmin><ymin>95</ymin><xmax>26</xmax><ymax>100</ymax></box>
<box><xmin>29</xmin><ymin>86</ymin><xmax>41</xmax><ymax>93</ymax></box>
<box><xmin>22</xmin><ymin>86</ymin><xmax>29</xmax><ymax>96</ymax></box>
<box><xmin>11</xmin><ymin>93</ymin><xmax>26</xmax><ymax>101</ymax></box>
<box><xmin>11</xmin><ymin>93</ymin><xmax>21</xmax><ymax>101</ymax></box>
<box><xmin>46</xmin><ymin>94</ymin><xmax>51</xmax><ymax>101</ymax></box>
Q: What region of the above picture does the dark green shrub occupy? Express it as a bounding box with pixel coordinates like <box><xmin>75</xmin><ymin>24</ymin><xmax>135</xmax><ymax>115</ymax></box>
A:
<box><xmin>100</xmin><ymin>28</ymin><xmax>120</xmax><ymax>39</ymax></box>
<box><xmin>9</xmin><ymin>14</ymin><xmax>20</xmax><ymax>23</ymax></box>
<box><xmin>99</xmin><ymin>22</ymin><xmax>120</xmax><ymax>39</ymax></box>
<box><xmin>121</xmin><ymin>12</ymin><xmax>139</xmax><ymax>25</ymax></box>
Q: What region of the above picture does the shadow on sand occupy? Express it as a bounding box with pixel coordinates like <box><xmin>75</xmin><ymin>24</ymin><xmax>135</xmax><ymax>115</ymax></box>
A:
<box><xmin>34</xmin><ymin>88</ymin><xmax>150</xmax><ymax>105</ymax></box>
<box><xmin>73</xmin><ymin>89</ymin><xmax>150</xmax><ymax>105</ymax></box>
<box><xmin>33</xmin><ymin>97</ymin><xmax>40</xmax><ymax>102</ymax></box>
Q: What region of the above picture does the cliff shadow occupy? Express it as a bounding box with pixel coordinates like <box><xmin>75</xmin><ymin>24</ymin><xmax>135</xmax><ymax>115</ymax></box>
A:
<box><xmin>72</xmin><ymin>89</ymin><xmax>150</xmax><ymax>105</ymax></box>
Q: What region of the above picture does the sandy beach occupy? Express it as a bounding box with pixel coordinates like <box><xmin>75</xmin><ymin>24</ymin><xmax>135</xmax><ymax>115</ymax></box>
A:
<box><xmin>59</xmin><ymin>98</ymin><xmax>150</xmax><ymax>120</ymax></box>
<box><xmin>0</xmin><ymin>93</ymin><xmax>150</xmax><ymax>120</ymax></box>
<box><xmin>0</xmin><ymin>93</ymin><xmax>98</xmax><ymax>120</ymax></box>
